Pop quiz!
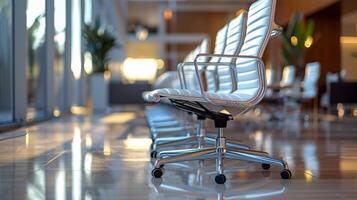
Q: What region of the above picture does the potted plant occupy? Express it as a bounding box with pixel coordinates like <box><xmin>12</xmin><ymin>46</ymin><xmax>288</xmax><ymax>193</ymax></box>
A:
<box><xmin>280</xmin><ymin>12</ymin><xmax>315</xmax><ymax>85</ymax></box>
<box><xmin>84</xmin><ymin>18</ymin><xmax>119</xmax><ymax>112</ymax></box>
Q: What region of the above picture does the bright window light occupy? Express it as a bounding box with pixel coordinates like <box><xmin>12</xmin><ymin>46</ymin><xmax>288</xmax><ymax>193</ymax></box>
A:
<box><xmin>122</xmin><ymin>58</ymin><xmax>159</xmax><ymax>83</ymax></box>
<box><xmin>84</xmin><ymin>52</ymin><xmax>93</xmax><ymax>74</ymax></box>
<box><xmin>71</xmin><ymin>0</ymin><xmax>82</xmax><ymax>80</ymax></box>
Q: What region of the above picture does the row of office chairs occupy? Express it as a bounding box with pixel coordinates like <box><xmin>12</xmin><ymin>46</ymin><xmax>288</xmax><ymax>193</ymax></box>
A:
<box><xmin>144</xmin><ymin>0</ymin><xmax>292</xmax><ymax>184</ymax></box>
<box><xmin>265</xmin><ymin>63</ymin><xmax>320</xmax><ymax>100</ymax></box>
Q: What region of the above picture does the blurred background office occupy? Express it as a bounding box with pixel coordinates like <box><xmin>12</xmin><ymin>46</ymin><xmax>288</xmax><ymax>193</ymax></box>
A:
<box><xmin>1</xmin><ymin>0</ymin><xmax>357</xmax><ymax>199</ymax></box>
<box><xmin>1</xmin><ymin>0</ymin><xmax>356</xmax><ymax>123</ymax></box>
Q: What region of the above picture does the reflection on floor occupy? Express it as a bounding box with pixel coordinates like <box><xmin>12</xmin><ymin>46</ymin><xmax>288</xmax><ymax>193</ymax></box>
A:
<box><xmin>1</xmin><ymin>106</ymin><xmax>357</xmax><ymax>199</ymax></box>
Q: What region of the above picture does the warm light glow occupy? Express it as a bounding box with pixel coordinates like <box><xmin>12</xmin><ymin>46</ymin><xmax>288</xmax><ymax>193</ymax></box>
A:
<box><xmin>337</xmin><ymin>103</ymin><xmax>345</xmax><ymax>118</ymax></box>
<box><xmin>266</xmin><ymin>68</ymin><xmax>272</xmax><ymax>85</ymax></box>
<box><xmin>340</xmin><ymin>158</ymin><xmax>357</xmax><ymax>171</ymax></box>
<box><xmin>157</xmin><ymin>59</ymin><xmax>165</xmax><ymax>69</ymax></box>
<box><xmin>71</xmin><ymin>106</ymin><xmax>87</xmax><ymax>115</ymax></box>
<box><xmin>340</xmin><ymin>36</ymin><xmax>357</xmax><ymax>44</ymax></box>
<box><xmin>53</xmin><ymin>108</ymin><xmax>61</xmax><ymax>117</ymax></box>
<box><xmin>291</xmin><ymin>36</ymin><xmax>298</xmax><ymax>46</ymax></box>
<box><xmin>135</xmin><ymin>26</ymin><xmax>149</xmax><ymax>41</ymax></box>
<box><xmin>235</xmin><ymin>9</ymin><xmax>245</xmax><ymax>16</ymax></box>
<box><xmin>254</xmin><ymin>130</ymin><xmax>263</xmax><ymax>149</ymax></box>
<box><xmin>84</xmin><ymin>52</ymin><xmax>93</xmax><ymax>74</ymax></box>
<box><xmin>100</xmin><ymin>112</ymin><xmax>136</xmax><ymax>124</ymax></box>
<box><xmin>254</xmin><ymin>107</ymin><xmax>261</xmax><ymax>116</ymax></box>
<box><xmin>304</xmin><ymin>36</ymin><xmax>314</xmax><ymax>48</ymax></box>
<box><xmin>164</xmin><ymin>8</ymin><xmax>173</xmax><ymax>20</ymax></box>
<box><xmin>353</xmin><ymin>108</ymin><xmax>357</xmax><ymax>117</ymax></box>
<box><xmin>103</xmin><ymin>139</ymin><xmax>111</xmax><ymax>156</ymax></box>
<box><xmin>304</xmin><ymin>169</ymin><xmax>313</xmax><ymax>183</ymax></box>
<box><xmin>104</xmin><ymin>70</ymin><xmax>111</xmax><ymax>81</ymax></box>
<box><xmin>85</xmin><ymin>134</ymin><xmax>92</xmax><ymax>148</ymax></box>
<box><xmin>122</xmin><ymin>58</ymin><xmax>158</xmax><ymax>83</ymax></box>
<box><xmin>124</xmin><ymin>135</ymin><xmax>152</xmax><ymax>150</ymax></box>
<box><xmin>25</xmin><ymin>130</ymin><xmax>30</xmax><ymax>148</ymax></box>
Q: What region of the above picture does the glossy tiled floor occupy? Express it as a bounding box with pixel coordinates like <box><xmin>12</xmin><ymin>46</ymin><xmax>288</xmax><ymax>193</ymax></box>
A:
<box><xmin>1</xmin><ymin>106</ymin><xmax>357</xmax><ymax>199</ymax></box>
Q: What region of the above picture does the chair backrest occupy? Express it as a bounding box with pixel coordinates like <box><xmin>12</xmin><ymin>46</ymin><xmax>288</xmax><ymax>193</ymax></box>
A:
<box><xmin>302</xmin><ymin>62</ymin><xmax>320</xmax><ymax>98</ymax></box>
<box><xmin>184</xmin><ymin>39</ymin><xmax>210</xmax><ymax>90</ymax></box>
<box><xmin>216</xmin><ymin>12</ymin><xmax>248</xmax><ymax>93</ymax></box>
<box><xmin>154</xmin><ymin>71</ymin><xmax>181</xmax><ymax>89</ymax></box>
<box><xmin>280</xmin><ymin>65</ymin><xmax>295</xmax><ymax>86</ymax></box>
<box><xmin>206</xmin><ymin>25</ymin><xmax>229</xmax><ymax>92</ymax></box>
<box><xmin>231</xmin><ymin>0</ymin><xmax>277</xmax><ymax>104</ymax></box>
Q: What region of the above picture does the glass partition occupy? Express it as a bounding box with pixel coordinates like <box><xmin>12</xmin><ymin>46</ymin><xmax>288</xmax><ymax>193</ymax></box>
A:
<box><xmin>26</xmin><ymin>0</ymin><xmax>46</xmax><ymax>120</ymax></box>
<box><xmin>0</xmin><ymin>0</ymin><xmax>13</xmax><ymax>124</ymax></box>
<box><xmin>54</xmin><ymin>0</ymin><xmax>66</xmax><ymax>116</ymax></box>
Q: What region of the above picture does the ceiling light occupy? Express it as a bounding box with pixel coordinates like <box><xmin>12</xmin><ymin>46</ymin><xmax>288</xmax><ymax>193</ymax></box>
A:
<box><xmin>164</xmin><ymin>8</ymin><xmax>173</xmax><ymax>20</ymax></box>
<box><xmin>304</xmin><ymin>36</ymin><xmax>313</xmax><ymax>48</ymax></box>
<box><xmin>290</xmin><ymin>36</ymin><xmax>298</xmax><ymax>46</ymax></box>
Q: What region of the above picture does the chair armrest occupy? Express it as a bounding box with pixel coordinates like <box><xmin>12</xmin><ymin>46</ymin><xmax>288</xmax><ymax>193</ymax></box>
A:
<box><xmin>194</xmin><ymin>53</ymin><xmax>266</xmax><ymax>105</ymax></box>
<box><xmin>177</xmin><ymin>61</ymin><xmax>224</xmax><ymax>90</ymax></box>
<box><xmin>270</xmin><ymin>22</ymin><xmax>283</xmax><ymax>38</ymax></box>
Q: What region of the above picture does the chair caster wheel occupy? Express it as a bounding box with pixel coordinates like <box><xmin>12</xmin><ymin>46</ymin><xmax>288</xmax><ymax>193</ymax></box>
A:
<box><xmin>152</xmin><ymin>168</ymin><xmax>163</xmax><ymax>178</ymax></box>
<box><xmin>262</xmin><ymin>163</ymin><xmax>271</xmax><ymax>170</ymax></box>
<box><xmin>215</xmin><ymin>174</ymin><xmax>226</xmax><ymax>184</ymax></box>
<box><xmin>280</xmin><ymin>169</ymin><xmax>292</xmax><ymax>179</ymax></box>
<box><xmin>150</xmin><ymin>151</ymin><xmax>157</xmax><ymax>158</ymax></box>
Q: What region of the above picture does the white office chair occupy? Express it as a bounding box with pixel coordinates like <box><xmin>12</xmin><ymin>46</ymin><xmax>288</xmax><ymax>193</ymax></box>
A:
<box><xmin>147</xmin><ymin>0</ymin><xmax>291</xmax><ymax>184</ymax></box>
<box><xmin>301</xmin><ymin>62</ymin><xmax>320</xmax><ymax>99</ymax></box>
<box><xmin>150</xmin><ymin>11</ymin><xmax>251</xmax><ymax>157</ymax></box>
<box><xmin>153</xmin><ymin>71</ymin><xmax>181</xmax><ymax>89</ymax></box>
<box><xmin>283</xmin><ymin>62</ymin><xmax>320</xmax><ymax>120</ymax></box>
<box><xmin>146</xmin><ymin>39</ymin><xmax>211</xmax><ymax>139</ymax></box>
<box><xmin>284</xmin><ymin>62</ymin><xmax>320</xmax><ymax>100</ymax></box>
<box><xmin>280</xmin><ymin>65</ymin><xmax>295</xmax><ymax>87</ymax></box>
<box><xmin>321</xmin><ymin>72</ymin><xmax>339</xmax><ymax>109</ymax></box>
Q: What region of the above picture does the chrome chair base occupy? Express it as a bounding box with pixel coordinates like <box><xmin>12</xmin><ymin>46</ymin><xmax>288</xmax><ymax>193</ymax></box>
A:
<box><xmin>151</xmin><ymin>135</ymin><xmax>252</xmax><ymax>158</ymax></box>
<box><xmin>151</xmin><ymin>128</ymin><xmax>292</xmax><ymax>184</ymax></box>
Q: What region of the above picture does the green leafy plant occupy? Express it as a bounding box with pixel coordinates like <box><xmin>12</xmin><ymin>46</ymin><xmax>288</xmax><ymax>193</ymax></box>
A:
<box><xmin>84</xmin><ymin>18</ymin><xmax>119</xmax><ymax>74</ymax></box>
<box><xmin>280</xmin><ymin>12</ymin><xmax>315</xmax><ymax>79</ymax></box>
<box><xmin>28</xmin><ymin>15</ymin><xmax>42</xmax><ymax>79</ymax></box>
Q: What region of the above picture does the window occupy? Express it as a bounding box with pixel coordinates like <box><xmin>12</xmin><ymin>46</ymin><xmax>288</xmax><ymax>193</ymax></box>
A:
<box><xmin>54</xmin><ymin>0</ymin><xmax>66</xmax><ymax>116</ymax></box>
<box><xmin>26</xmin><ymin>0</ymin><xmax>46</xmax><ymax>120</ymax></box>
<box><xmin>0</xmin><ymin>0</ymin><xmax>13</xmax><ymax>124</ymax></box>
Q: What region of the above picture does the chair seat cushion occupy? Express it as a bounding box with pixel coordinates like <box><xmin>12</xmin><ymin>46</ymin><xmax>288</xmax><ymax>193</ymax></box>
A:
<box><xmin>146</xmin><ymin>88</ymin><xmax>254</xmax><ymax>107</ymax></box>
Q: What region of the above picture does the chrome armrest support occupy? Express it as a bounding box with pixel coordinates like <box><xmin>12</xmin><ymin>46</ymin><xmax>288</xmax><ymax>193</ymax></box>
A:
<box><xmin>177</xmin><ymin>61</ymin><xmax>231</xmax><ymax>91</ymax></box>
<box><xmin>194</xmin><ymin>53</ymin><xmax>266</xmax><ymax>105</ymax></box>
<box><xmin>270</xmin><ymin>22</ymin><xmax>283</xmax><ymax>38</ymax></box>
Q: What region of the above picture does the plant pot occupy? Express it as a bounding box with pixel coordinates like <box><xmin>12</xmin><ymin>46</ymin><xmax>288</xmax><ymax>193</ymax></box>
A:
<box><xmin>90</xmin><ymin>73</ymin><xmax>108</xmax><ymax>112</ymax></box>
